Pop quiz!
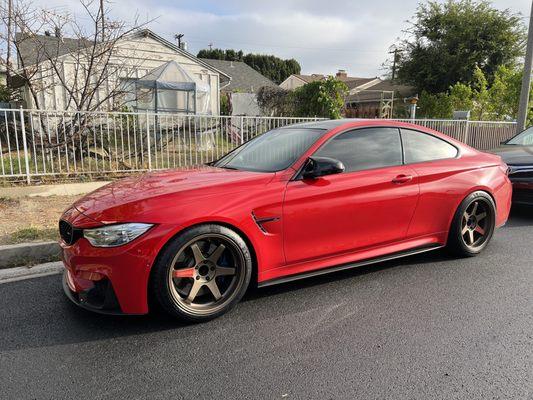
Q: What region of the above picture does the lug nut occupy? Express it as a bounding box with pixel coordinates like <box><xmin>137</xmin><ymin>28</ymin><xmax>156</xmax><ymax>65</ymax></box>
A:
<box><xmin>196</xmin><ymin>276</ymin><xmax>200</xmax><ymax>280</ymax></box>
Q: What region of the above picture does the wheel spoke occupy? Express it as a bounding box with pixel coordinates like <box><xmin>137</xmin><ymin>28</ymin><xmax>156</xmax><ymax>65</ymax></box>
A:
<box><xmin>206</xmin><ymin>280</ymin><xmax>222</xmax><ymax>300</ymax></box>
<box><xmin>209</xmin><ymin>244</ymin><xmax>226</xmax><ymax>263</ymax></box>
<box><xmin>186</xmin><ymin>280</ymin><xmax>203</xmax><ymax>303</ymax></box>
<box><xmin>474</xmin><ymin>225</ymin><xmax>485</xmax><ymax>235</ymax></box>
<box><xmin>471</xmin><ymin>201</ymin><xmax>478</xmax><ymax>216</ymax></box>
<box><xmin>190</xmin><ymin>243</ymin><xmax>206</xmax><ymax>264</ymax></box>
<box><xmin>467</xmin><ymin>230</ymin><xmax>475</xmax><ymax>245</ymax></box>
<box><xmin>476</xmin><ymin>212</ymin><xmax>487</xmax><ymax>221</ymax></box>
<box><xmin>463</xmin><ymin>211</ymin><xmax>470</xmax><ymax>221</ymax></box>
<box><xmin>216</xmin><ymin>266</ymin><xmax>236</xmax><ymax>276</ymax></box>
<box><xmin>172</xmin><ymin>267</ymin><xmax>195</xmax><ymax>279</ymax></box>
<box><xmin>461</xmin><ymin>224</ymin><xmax>469</xmax><ymax>235</ymax></box>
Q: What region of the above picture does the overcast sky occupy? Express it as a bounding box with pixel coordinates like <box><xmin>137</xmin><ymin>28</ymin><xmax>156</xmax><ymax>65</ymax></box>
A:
<box><xmin>34</xmin><ymin>0</ymin><xmax>532</xmax><ymax>78</ymax></box>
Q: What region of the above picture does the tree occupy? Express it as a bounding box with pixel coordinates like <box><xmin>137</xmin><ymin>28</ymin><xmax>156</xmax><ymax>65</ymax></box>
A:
<box><xmin>294</xmin><ymin>77</ymin><xmax>348</xmax><ymax>119</ymax></box>
<box><xmin>394</xmin><ymin>0</ymin><xmax>525</xmax><ymax>93</ymax></box>
<box><xmin>197</xmin><ymin>48</ymin><xmax>300</xmax><ymax>84</ymax></box>
<box><xmin>0</xmin><ymin>0</ymin><xmax>148</xmax><ymax>111</ymax></box>
<box><xmin>418</xmin><ymin>65</ymin><xmax>532</xmax><ymax>123</ymax></box>
<box><xmin>257</xmin><ymin>77</ymin><xmax>348</xmax><ymax>119</ymax></box>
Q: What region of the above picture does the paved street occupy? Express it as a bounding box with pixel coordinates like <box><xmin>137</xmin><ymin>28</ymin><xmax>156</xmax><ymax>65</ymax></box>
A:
<box><xmin>1</xmin><ymin>208</ymin><xmax>532</xmax><ymax>400</ymax></box>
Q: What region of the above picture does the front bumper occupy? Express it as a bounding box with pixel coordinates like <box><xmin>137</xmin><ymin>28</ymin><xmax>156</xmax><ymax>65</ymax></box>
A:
<box><xmin>62</xmin><ymin>271</ymin><xmax>126</xmax><ymax>315</ymax></box>
<box><xmin>508</xmin><ymin>166</ymin><xmax>533</xmax><ymax>205</ymax></box>
<box><xmin>60</xmin><ymin>218</ymin><xmax>178</xmax><ymax>315</ymax></box>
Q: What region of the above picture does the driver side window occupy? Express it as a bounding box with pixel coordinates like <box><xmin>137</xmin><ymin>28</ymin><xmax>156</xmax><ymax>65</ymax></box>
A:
<box><xmin>314</xmin><ymin>127</ymin><xmax>402</xmax><ymax>173</ymax></box>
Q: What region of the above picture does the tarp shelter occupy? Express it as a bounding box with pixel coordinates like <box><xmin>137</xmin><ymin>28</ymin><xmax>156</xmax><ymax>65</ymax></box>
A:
<box><xmin>135</xmin><ymin>61</ymin><xmax>211</xmax><ymax>114</ymax></box>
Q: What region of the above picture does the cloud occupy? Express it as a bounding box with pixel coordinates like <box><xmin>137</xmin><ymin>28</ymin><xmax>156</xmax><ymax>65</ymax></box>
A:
<box><xmin>28</xmin><ymin>0</ymin><xmax>532</xmax><ymax>78</ymax></box>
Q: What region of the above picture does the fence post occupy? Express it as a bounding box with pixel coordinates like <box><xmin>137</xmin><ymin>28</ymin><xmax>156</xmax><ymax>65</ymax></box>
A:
<box><xmin>146</xmin><ymin>110</ymin><xmax>152</xmax><ymax>171</ymax></box>
<box><xmin>19</xmin><ymin>107</ymin><xmax>31</xmax><ymax>185</ymax></box>
<box><xmin>463</xmin><ymin>119</ymin><xmax>470</xmax><ymax>145</ymax></box>
<box><xmin>240</xmin><ymin>116</ymin><xmax>244</xmax><ymax>145</ymax></box>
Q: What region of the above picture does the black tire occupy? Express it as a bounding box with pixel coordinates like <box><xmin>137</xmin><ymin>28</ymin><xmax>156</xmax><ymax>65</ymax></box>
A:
<box><xmin>447</xmin><ymin>191</ymin><xmax>496</xmax><ymax>257</ymax></box>
<box><xmin>151</xmin><ymin>224</ymin><xmax>252</xmax><ymax>322</ymax></box>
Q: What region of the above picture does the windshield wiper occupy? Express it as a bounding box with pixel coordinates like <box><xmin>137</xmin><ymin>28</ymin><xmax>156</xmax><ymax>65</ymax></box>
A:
<box><xmin>217</xmin><ymin>165</ymin><xmax>239</xmax><ymax>170</ymax></box>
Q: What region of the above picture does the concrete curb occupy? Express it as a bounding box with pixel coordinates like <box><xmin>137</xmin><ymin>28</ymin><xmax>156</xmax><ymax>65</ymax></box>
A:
<box><xmin>0</xmin><ymin>261</ymin><xmax>63</xmax><ymax>284</ymax></box>
<box><xmin>0</xmin><ymin>241</ymin><xmax>61</xmax><ymax>269</ymax></box>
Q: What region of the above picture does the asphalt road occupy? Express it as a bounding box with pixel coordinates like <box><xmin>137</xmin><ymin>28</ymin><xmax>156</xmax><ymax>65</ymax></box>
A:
<box><xmin>1</xmin><ymin>208</ymin><xmax>532</xmax><ymax>400</ymax></box>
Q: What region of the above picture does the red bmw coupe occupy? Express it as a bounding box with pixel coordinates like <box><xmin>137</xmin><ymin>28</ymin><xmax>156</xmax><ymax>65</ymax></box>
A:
<box><xmin>60</xmin><ymin>120</ymin><xmax>512</xmax><ymax>321</ymax></box>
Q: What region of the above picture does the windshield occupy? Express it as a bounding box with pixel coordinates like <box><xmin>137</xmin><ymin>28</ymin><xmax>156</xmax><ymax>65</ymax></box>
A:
<box><xmin>214</xmin><ymin>128</ymin><xmax>325</xmax><ymax>172</ymax></box>
<box><xmin>507</xmin><ymin>127</ymin><xmax>533</xmax><ymax>145</ymax></box>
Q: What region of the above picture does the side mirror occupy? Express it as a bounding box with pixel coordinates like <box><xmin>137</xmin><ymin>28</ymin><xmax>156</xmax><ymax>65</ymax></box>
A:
<box><xmin>302</xmin><ymin>156</ymin><xmax>345</xmax><ymax>180</ymax></box>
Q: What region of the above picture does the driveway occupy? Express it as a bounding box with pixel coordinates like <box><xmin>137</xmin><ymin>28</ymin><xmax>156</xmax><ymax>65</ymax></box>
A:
<box><xmin>1</xmin><ymin>208</ymin><xmax>532</xmax><ymax>400</ymax></box>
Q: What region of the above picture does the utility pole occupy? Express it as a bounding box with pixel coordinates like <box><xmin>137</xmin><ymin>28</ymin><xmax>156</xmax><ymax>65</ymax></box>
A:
<box><xmin>174</xmin><ymin>33</ymin><xmax>184</xmax><ymax>48</ymax></box>
<box><xmin>517</xmin><ymin>1</ymin><xmax>533</xmax><ymax>133</ymax></box>
<box><xmin>208</xmin><ymin>42</ymin><xmax>213</xmax><ymax>51</ymax></box>
<box><xmin>389</xmin><ymin>48</ymin><xmax>401</xmax><ymax>81</ymax></box>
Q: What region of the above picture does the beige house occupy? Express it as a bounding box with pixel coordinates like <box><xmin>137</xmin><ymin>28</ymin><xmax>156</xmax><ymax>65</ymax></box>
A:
<box><xmin>14</xmin><ymin>29</ymin><xmax>230</xmax><ymax>114</ymax></box>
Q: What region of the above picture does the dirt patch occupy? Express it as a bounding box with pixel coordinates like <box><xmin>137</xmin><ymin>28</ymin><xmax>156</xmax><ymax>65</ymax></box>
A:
<box><xmin>0</xmin><ymin>195</ymin><xmax>79</xmax><ymax>245</ymax></box>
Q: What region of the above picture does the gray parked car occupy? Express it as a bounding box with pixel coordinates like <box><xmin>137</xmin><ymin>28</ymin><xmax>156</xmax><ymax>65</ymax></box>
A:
<box><xmin>490</xmin><ymin>126</ymin><xmax>533</xmax><ymax>206</ymax></box>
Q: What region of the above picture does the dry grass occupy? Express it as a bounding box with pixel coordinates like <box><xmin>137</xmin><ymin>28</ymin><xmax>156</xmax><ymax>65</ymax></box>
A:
<box><xmin>0</xmin><ymin>195</ymin><xmax>79</xmax><ymax>245</ymax></box>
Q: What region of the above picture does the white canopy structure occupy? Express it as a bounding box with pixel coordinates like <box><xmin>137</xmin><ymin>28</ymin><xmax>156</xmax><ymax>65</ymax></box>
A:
<box><xmin>135</xmin><ymin>61</ymin><xmax>211</xmax><ymax>114</ymax></box>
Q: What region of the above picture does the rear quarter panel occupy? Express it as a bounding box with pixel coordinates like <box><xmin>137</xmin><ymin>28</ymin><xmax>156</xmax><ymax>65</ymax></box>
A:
<box><xmin>406</xmin><ymin>153</ymin><xmax>511</xmax><ymax>240</ymax></box>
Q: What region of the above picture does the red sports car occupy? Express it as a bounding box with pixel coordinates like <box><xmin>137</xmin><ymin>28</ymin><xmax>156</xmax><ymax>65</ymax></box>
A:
<box><xmin>60</xmin><ymin>120</ymin><xmax>512</xmax><ymax>321</ymax></box>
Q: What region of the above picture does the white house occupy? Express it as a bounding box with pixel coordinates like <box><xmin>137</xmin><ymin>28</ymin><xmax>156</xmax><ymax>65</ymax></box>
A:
<box><xmin>14</xmin><ymin>29</ymin><xmax>230</xmax><ymax>114</ymax></box>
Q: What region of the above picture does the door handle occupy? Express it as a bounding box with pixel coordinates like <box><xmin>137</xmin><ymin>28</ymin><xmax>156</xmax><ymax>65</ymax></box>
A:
<box><xmin>392</xmin><ymin>174</ymin><xmax>413</xmax><ymax>184</ymax></box>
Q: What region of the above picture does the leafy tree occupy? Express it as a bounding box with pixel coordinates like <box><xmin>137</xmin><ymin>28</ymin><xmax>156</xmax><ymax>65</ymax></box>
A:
<box><xmin>197</xmin><ymin>49</ymin><xmax>301</xmax><ymax>84</ymax></box>
<box><xmin>257</xmin><ymin>77</ymin><xmax>348</xmax><ymax>119</ymax></box>
<box><xmin>294</xmin><ymin>77</ymin><xmax>348</xmax><ymax>119</ymax></box>
<box><xmin>395</xmin><ymin>0</ymin><xmax>525</xmax><ymax>93</ymax></box>
<box><xmin>418</xmin><ymin>65</ymin><xmax>532</xmax><ymax>124</ymax></box>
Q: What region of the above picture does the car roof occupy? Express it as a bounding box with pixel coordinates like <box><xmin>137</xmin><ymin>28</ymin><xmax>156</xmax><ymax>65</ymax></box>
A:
<box><xmin>286</xmin><ymin>119</ymin><xmax>365</xmax><ymax>130</ymax></box>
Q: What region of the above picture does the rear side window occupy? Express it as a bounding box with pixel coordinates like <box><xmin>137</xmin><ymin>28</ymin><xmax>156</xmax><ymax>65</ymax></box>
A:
<box><xmin>401</xmin><ymin>129</ymin><xmax>458</xmax><ymax>164</ymax></box>
<box><xmin>315</xmin><ymin>127</ymin><xmax>402</xmax><ymax>173</ymax></box>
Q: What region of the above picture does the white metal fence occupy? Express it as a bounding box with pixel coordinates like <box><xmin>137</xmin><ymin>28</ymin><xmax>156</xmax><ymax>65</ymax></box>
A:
<box><xmin>0</xmin><ymin>109</ymin><xmax>518</xmax><ymax>184</ymax></box>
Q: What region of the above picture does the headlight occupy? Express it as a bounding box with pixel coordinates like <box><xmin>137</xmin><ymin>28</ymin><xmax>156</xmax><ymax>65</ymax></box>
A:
<box><xmin>83</xmin><ymin>223</ymin><xmax>153</xmax><ymax>247</ymax></box>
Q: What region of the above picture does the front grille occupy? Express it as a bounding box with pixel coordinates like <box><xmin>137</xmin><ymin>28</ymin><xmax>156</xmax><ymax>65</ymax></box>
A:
<box><xmin>59</xmin><ymin>220</ymin><xmax>82</xmax><ymax>245</ymax></box>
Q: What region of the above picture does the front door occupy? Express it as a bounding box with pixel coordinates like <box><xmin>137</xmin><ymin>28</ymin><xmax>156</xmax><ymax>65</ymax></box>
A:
<box><xmin>283</xmin><ymin>127</ymin><xmax>419</xmax><ymax>264</ymax></box>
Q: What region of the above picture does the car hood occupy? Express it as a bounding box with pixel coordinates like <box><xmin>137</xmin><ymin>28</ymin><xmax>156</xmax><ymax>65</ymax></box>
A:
<box><xmin>488</xmin><ymin>145</ymin><xmax>533</xmax><ymax>165</ymax></box>
<box><xmin>72</xmin><ymin>167</ymin><xmax>274</xmax><ymax>224</ymax></box>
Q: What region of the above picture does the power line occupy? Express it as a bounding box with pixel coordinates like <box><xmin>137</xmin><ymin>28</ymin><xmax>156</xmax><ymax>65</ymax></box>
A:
<box><xmin>184</xmin><ymin>36</ymin><xmax>388</xmax><ymax>54</ymax></box>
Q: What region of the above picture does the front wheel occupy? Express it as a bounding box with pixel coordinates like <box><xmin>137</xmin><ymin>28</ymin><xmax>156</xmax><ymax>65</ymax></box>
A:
<box><xmin>447</xmin><ymin>191</ymin><xmax>496</xmax><ymax>257</ymax></box>
<box><xmin>151</xmin><ymin>224</ymin><xmax>252</xmax><ymax>322</ymax></box>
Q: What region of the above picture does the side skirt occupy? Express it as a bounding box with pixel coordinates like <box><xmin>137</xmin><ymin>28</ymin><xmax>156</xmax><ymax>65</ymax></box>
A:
<box><xmin>257</xmin><ymin>244</ymin><xmax>443</xmax><ymax>288</ymax></box>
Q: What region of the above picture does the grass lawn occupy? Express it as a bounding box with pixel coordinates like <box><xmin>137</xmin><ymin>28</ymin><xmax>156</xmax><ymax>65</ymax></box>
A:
<box><xmin>0</xmin><ymin>195</ymin><xmax>79</xmax><ymax>245</ymax></box>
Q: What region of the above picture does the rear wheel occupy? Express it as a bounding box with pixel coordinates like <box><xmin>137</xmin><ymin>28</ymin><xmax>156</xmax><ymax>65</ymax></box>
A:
<box><xmin>151</xmin><ymin>224</ymin><xmax>252</xmax><ymax>321</ymax></box>
<box><xmin>447</xmin><ymin>191</ymin><xmax>496</xmax><ymax>257</ymax></box>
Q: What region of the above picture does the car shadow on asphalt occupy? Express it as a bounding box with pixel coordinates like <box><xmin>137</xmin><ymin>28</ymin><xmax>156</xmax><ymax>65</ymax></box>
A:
<box><xmin>505</xmin><ymin>205</ymin><xmax>533</xmax><ymax>228</ymax></box>
<box><xmin>1</xmin><ymin>250</ymin><xmax>447</xmax><ymax>353</ymax></box>
<box><xmin>2</xmin><ymin>209</ymin><xmax>527</xmax><ymax>352</ymax></box>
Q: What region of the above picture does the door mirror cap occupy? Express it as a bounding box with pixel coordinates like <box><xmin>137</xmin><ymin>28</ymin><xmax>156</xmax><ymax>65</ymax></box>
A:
<box><xmin>302</xmin><ymin>156</ymin><xmax>345</xmax><ymax>179</ymax></box>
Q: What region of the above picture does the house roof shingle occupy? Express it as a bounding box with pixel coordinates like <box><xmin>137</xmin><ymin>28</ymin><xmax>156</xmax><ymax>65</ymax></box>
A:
<box><xmin>199</xmin><ymin>58</ymin><xmax>277</xmax><ymax>93</ymax></box>
<box><xmin>289</xmin><ymin>73</ymin><xmax>379</xmax><ymax>91</ymax></box>
<box><xmin>14</xmin><ymin>30</ymin><xmax>230</xmax><ymax>82</ymax></box>
<box><xmin>346</xmin><ymin>80</ymin><xmax>416</xmax><ymax>103</ymax></box>
<box><xmin>15</xmin><ymin>32</ymin><xmax>93</xmax><ymax>66</ymax></box>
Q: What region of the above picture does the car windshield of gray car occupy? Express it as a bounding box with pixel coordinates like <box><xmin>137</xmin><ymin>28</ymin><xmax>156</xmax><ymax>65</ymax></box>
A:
<box><xmin>507</xmin><ymin>126</ymin><xmax>533</xmax><ymax>146</ymax></box>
